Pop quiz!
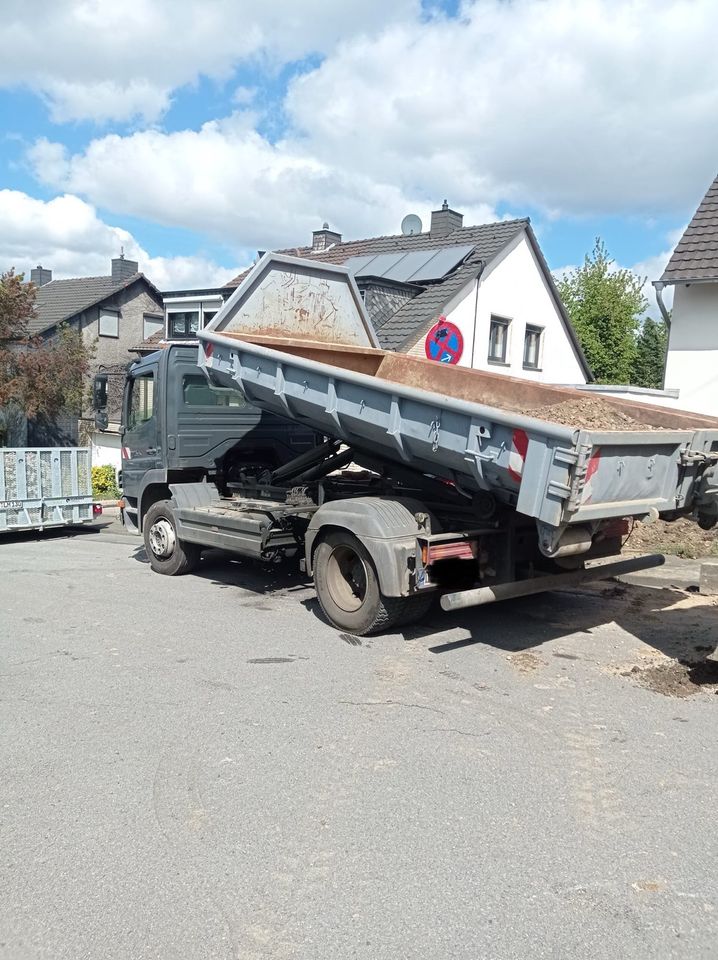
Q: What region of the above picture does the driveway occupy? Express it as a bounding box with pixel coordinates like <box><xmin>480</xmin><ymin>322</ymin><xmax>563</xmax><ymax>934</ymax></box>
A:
<box><xmin>1</xmin><ymin>529</ymin><xmax>717</xmax><ymax>959</ymax></box>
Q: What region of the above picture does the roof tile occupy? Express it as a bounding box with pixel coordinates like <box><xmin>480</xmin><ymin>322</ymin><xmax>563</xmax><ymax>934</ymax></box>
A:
<box><xmin>31</xmin><ymin>272</ymin><xmax>159</xmax><ymax>335</ymax></box>
<box><xmin>661</xmin><ymin>174</ymin><xmax>718</xmax><ymax>282</ymax></box>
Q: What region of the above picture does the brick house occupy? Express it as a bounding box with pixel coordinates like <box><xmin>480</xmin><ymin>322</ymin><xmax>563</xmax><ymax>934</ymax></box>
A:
<box><xmin>28</xmin><ymin>256</ymin><xmax>163</xmax><ymax>467</ymax></box>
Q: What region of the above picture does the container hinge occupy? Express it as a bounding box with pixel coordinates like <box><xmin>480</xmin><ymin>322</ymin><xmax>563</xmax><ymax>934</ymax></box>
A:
<box><xmin>680</xmin><ymin>449</ymin><xmax>718</xmax><ymax>466</ymax></box>
<box><xmin>566</xmin><ymin>442</ymin><xmax>592</xmax><ymax>511</ymax></box>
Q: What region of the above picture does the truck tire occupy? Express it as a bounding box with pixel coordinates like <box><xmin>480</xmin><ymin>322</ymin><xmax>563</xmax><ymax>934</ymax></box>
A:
<box><xmin>400</xmin><ymin>593</ymin><xmax>436</xmax><ymax>625</ymax></box>
<box><xmin>313</xmin><ymin>530</ymin><xmax>408</xmax><ymax>635</ymax></box>
<box><xmin>143</xmin><ymin>499</ymin><xmax>201</xmax><ymax>576</ymax></box>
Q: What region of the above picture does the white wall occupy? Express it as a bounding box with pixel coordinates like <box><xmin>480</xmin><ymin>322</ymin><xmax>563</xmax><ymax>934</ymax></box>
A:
<box><xmin>663</xmin><ymin>283</ymin><xmax>718</xmax><ymax>416</ymax></box>
<box><xmin>91</xmin><ymin>431</ymin><xmax>122</xmax><ymax>472</ymax></box>
<box><xmin>407</xmin><ymin>232</ymin><xmax>587</xmax><ymax>384</ymax></box>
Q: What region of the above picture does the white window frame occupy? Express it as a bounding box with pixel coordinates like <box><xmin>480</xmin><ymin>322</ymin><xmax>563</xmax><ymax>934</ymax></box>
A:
<box><xmin>488</xmin><ymin>315</ymin><xmax>511</xmax><ymax>365</ymax></box>
<box><xmin>167</xmin><ymin>310</ymin><xmax>200</xmax><ymax>339</ymax></box>
<box><xmin>98</xmin><ymin>308</ymin><xmax>120</xmax><ymax>338</ymax></box>
<box><xmin>523</xmin><ymin>324</ymin><xmax>544</xmax><ymax>370</ymax></box>
<box><xmin>143</xmin><ymin>313</ymin><xmax>164</xmax><ymax>341</ymax></box>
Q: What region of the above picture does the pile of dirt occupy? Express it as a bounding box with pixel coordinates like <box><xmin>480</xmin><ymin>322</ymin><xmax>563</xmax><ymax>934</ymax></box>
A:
<box><xmin>515</xmin><ymin>396</ymin><xmax>658</xmax><ymax>431</ymax></box>
<box><xmin>624</xmin><ymin>659</ymin><xmax>718</xmax><ymax>698</ymax></box>
<box><xmin>627</xmin><ymin>517</ymin><xmax>718</xmax><ymax>559</ymax></box>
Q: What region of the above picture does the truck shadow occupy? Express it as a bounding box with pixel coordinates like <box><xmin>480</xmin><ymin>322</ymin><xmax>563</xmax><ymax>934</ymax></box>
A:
<box><xmin>419</xmin><ymin>582</ymin><xmax>717</xmax><ymax>668</ymax></box>
<box><xmin>179</xmin><ymin>549</ymin><xmax>311</xmax><ymax>596</ymax></box>
<box><xmin>129</xmin><ymin>545</ymin><xmax>716</xmax><ymax>673</ymax></box>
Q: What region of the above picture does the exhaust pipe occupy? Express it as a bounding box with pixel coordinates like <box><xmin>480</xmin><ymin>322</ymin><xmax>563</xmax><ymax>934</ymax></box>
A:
<box><xmin>440</xmin><ymin>553</ymin><xmax>666</xmax><ymax>612</ymax></box>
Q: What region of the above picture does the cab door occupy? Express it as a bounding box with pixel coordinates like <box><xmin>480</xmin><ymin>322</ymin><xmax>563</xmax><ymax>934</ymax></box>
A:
<box><xmin>121</xmin><ymin>365</ymin><xmax>162</xmax><ymax>502</ymax></box>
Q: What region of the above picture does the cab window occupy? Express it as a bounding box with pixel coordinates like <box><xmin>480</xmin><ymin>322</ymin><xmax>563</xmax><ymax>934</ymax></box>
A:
<box><xmin>128</xmin><ymin>372</ymin><xmax>155</xmax><ymax>429</ymax></box>
<box><xmin>181</xmin><ymin>374</ymin><xmax>247</xmax><ymax>408</ymax></box>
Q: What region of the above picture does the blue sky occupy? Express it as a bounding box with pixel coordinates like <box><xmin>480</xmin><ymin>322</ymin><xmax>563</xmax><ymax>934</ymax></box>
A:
<box><xmin>1</xmin><ymin>0</ymin><xmax>716</xmax><ymax>292</ymax></box>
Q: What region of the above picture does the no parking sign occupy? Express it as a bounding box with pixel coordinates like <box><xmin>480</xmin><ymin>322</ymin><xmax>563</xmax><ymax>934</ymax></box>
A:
<box><xmin>424</xmin><ymin>317</ymin><xmax>464</xmax><ymax>365</ymax></box>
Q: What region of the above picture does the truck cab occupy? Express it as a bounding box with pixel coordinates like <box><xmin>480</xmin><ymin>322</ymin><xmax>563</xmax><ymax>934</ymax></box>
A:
<box><xmin>103</xmin><ymin>344</ymin><xmax>316</xmax><ymax>534</ymax></box>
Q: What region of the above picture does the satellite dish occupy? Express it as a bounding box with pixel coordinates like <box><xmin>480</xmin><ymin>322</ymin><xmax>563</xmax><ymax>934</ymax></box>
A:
<box><xmin>401</xmin><ymin>213</ymin><xmax>423</xmax><ymax>236</ymax></box>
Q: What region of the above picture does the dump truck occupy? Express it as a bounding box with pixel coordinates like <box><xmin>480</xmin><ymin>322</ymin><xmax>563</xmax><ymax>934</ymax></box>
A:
<box><xmin>0</xmin><ymin>446</ymin><xmax>100</xmax><ymax>534</ymax></box>
<box><xmin>94</xmin><ymin>254</ymin><xmax>718</xmax><ymax>634</ymax></box>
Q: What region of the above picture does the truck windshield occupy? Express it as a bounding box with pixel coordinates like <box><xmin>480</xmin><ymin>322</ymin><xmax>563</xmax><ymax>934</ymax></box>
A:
<box><xmin>182</xmin><ymin>374</ymin><xmax>247</xmax><ymax>408</ymax></box>
<box><xmin>127</xmin><ymin>372</ymin><xmax>155</xmax><ymax>429</ymax></box>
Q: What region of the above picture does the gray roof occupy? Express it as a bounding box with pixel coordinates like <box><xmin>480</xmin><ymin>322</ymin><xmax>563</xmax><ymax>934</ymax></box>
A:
<box><xmin>660</xmin><ymin>174</ymin><xmax>718</xmax><ymax>283</ymax></box>
<box><xmin>228</xmin><ymin>218</ymin><xmax>529</xmax><ymax>286</ymax></box>
<box><xmin>227</xmin><ymin>216</ymin><xmax>592</xmax><ymax>379</ymax></box>
<box><xmin>31</xmin><ymin>272</ymin><xmax>160</xmax><ymax>335</ymax></box>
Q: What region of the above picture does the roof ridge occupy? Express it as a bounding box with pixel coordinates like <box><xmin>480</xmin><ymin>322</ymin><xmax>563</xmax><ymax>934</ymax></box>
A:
<box><xmin>41</xmin><ymin>274</ymin><xmax>113</xmax><ymax>284</ymax></box>
<box><xmin>276</xmin><ymin>216</ymin><xmax>529</xmax><ymax>253</ymax></box>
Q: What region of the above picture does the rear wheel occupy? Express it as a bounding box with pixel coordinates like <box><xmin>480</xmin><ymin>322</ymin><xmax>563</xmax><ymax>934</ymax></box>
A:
<box><xmin>143</xmin><ymin>499</ymin><xmax>201</xmax><ymax>575</ymax></box>
<box><xmin>313</xmin><ymin>530</ymin><xmax>408</xmax><ymax>635</ymax></box>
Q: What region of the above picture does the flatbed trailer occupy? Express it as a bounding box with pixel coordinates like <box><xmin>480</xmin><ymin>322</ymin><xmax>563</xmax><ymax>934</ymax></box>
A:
<box><xmin>99</xmin><ymin>254</ymin><xmax>718</xmax><ymax>634</ymax></box>
<box><xmin>0</xmin><ymin>447</ymin><xmax>98</xmax><ymax>534</ymax></box>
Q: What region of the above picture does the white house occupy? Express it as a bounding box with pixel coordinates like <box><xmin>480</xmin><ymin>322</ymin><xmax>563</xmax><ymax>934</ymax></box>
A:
<box><xmin>225</xmin><ymin>203</ymin><xmax>592</xmax><ymax>385</ymax></box>
<box><xmin>652</xmin><ymin>173</ymin><xmax>718</xmax><ymax>417</ymax></box>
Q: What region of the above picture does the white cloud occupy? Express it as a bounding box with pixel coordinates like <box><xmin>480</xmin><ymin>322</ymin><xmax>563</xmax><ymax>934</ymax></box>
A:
<box><xmin>25</xmin><ymin>0</ymin><xmax>718</xmax><ymax>254</ymax></box>
<box><xmin>284</xmin><ymin>0</ymin><xmax>718</xmax><ymax>217</ymax></box>
<box><xmin>28</xmin><ymin>114</ymin><xmax>452</xmax><ymax>250</ymax></box>
<box><xmin>0</xmin><ymin>190</ymin><xmax>240</xmax><ymax>289</ymax></box>
<box><xmin>0</xmin><ymin>0</ymin><xmax>419</xmax><ymax>123</ymax></box>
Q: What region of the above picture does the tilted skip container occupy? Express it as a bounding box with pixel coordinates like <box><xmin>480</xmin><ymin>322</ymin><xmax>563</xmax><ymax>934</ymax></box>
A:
<box><xmin>198</xmin><ymin>254</ymin><xmax>718</xmax><ymax>557</ymax></box>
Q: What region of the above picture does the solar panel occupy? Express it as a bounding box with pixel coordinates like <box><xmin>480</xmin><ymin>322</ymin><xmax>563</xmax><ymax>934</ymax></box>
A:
<box><xmin>382</xmin><ymin>250</ymin><xmax>439</xmax><ymax>282</ymax></box>
<box><xmin>345</xmin><ymin>244</ymin><xmax>474</xmax><ymax>284</ymax></box>
<box><xmin>407</xmin><ymin>245</ymin><xmax>475</xmax><ymax>282</ymax></box>
<box><xmin>344</xmin><ymin>254</ymin><xmax>377</xmax><ymax>275</ymax></box>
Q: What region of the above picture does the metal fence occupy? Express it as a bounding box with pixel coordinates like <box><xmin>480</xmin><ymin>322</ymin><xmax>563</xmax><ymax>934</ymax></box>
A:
<box><xmin>0</xmin><ymin>447</ymin><xmax>94</xmax><ymax>533</ymax></box>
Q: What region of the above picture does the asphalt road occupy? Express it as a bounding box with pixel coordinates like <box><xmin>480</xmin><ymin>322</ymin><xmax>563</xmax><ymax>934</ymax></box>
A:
<box><xmin>1</xmin><ymin>528</ymin><xmax>717</xmax><ymax>960</ymax></box>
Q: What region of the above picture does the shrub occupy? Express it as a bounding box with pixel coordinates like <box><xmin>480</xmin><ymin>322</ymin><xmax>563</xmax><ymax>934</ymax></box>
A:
<box><xmin>92</xmin><ymin>464</ymin><xmax>119</xmax><ymax>500</ymax></box>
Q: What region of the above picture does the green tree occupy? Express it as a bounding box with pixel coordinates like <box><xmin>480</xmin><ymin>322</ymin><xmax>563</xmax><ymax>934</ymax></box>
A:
<box><xmin>0</xmin><ymin>269</ymin><xmax>92</xmax><ymax>429</ymax></box>
<box><xmin>631</xmin><ymin>316</ymin><xmax>668</xmax><ymax>389</ymax></box>
<box><xmin>556</xmin><ymin>239</ymin><xmax>646</xmax><ymax>383</ymax></box>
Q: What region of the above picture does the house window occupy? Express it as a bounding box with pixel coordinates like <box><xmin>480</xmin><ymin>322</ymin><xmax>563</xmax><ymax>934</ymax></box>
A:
<box><xmin>167</xmin><ymin>311</ymin><xmax>200</xmax><ymax>338</ymax></box>
<box><xmin>523</xmin><ymin>325</ymin><xmax>543</xmax><ymax>370</ymax></box>
<box><xmin>143</xmin><ymin>314</ymin><xmax>164</xmax><ymax>340</ymax></box>
<box><xmin>202</xmin><ymin>310</ymin><xmax>217</xmax><ymax>326</ymax></box>
<box><xmin>488</xmin><ymin>315</ymin><xmax>510</xmax><ymax>364</ymax></box>
<box><xmin>99</xmin><ymin>308</ymin><xmax>119</xmax><ymax>338</ymax></box>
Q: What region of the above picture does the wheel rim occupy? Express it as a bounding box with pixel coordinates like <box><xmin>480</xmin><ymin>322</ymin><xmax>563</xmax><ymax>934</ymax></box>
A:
<box><xmin>326</xmin><ymin>544</ymin><xmax>368</xmax><ymax>612</ymax></box>
<box><xmin>148</xmin><ymin>517</ymin><xmax>176</xmax><ymax>558</ymax></box>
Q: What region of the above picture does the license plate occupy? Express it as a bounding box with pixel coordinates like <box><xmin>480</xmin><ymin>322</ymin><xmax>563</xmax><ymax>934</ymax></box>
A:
<box><xmin>0</xmin><ymin>500</ymin><xmax>22</xmax><ymax>509</ymax></box>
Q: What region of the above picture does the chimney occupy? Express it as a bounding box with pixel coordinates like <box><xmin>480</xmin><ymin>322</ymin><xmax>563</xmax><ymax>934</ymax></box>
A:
<box><xmin>312</xmin><ymin>222</ymin><xmax>342</xmax><ymax>252</ymax></box>
<box><xmin>430</xmin><ymin>200</ymin><xmax>463</xmax><ymax>238</ymax></box>
<box><xmin>111</xmin><ymin>252</ymin><xmax>139</xmax><ymax>283</ymax></box>
<box><xmin>30</xmin><ymin>265</ymin><xmax>52</xmax><ymax>286</ymax></box>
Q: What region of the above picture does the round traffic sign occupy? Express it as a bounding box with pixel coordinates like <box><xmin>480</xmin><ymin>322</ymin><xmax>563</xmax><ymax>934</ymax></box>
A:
<box><xmin>425</xmin><ymin>317</ymin><xmax>464</xmax><ymax>365</ymax></box>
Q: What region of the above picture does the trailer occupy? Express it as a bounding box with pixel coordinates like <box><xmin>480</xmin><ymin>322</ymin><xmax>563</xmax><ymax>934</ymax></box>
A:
<box><xmin>98</xmin><ymin>254</ymin><xmax>718</xmax><ymax>634</ymax></box>
<box><xmin>0</xmin><ymin>447</ymin><xmax>99</xmax><ymax>534</ymax></box>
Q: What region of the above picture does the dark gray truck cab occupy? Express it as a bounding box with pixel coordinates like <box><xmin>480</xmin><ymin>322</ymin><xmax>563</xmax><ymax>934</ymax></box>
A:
<box><xmin>119</xmin><ymin>344</ymin><xmax>316</xmax><ymax>534</ymax></box>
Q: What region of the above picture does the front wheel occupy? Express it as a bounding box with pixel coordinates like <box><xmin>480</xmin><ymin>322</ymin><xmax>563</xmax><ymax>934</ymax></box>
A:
<box><xmin>143</xmin><ymin>499</ymin><xmax>201</xmax><ymax>576</ymax></box>
<box><xmin>313</xmin><ymin>530</ymin><xmax>410</xmax><ymax>635</ymax></box>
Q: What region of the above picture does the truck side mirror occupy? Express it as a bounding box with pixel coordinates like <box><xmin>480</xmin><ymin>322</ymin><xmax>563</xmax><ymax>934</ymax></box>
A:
<box><xmin>93</xmin><ymin>373</ymin><xmax>108</xmax><ymax>411</ymax></box>
<box><xmin>93</xmin><ymin>373</ymin><xmax>109</xmax><ymax>431</ymax></box>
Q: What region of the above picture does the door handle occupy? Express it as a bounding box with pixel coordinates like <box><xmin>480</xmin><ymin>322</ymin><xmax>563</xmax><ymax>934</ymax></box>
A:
<box><xmin>146</xmin><ymin>447</ymin><xmax>158</xmax><ymax>455</ymax></box>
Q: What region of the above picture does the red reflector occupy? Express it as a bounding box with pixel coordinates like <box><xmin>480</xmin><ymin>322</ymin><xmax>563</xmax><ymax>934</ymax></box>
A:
<box><xmin>601</xmin><ymin>518</ymin><xmax>630</xmax><ymax>538</ymax></box>
<box><xmin>205</xmin><ymin>342</ymin><xmax>214</xmax><ymax>360</ymax></box>
<box><xmin>93</xmin><ymin>503</ymin><xmax>103</xmax><ymax>516</ymax></box>
<box><xmin>426</xmin><ymin>541</ymin><xmax>478</xmax><ymax>563</ymax></box>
